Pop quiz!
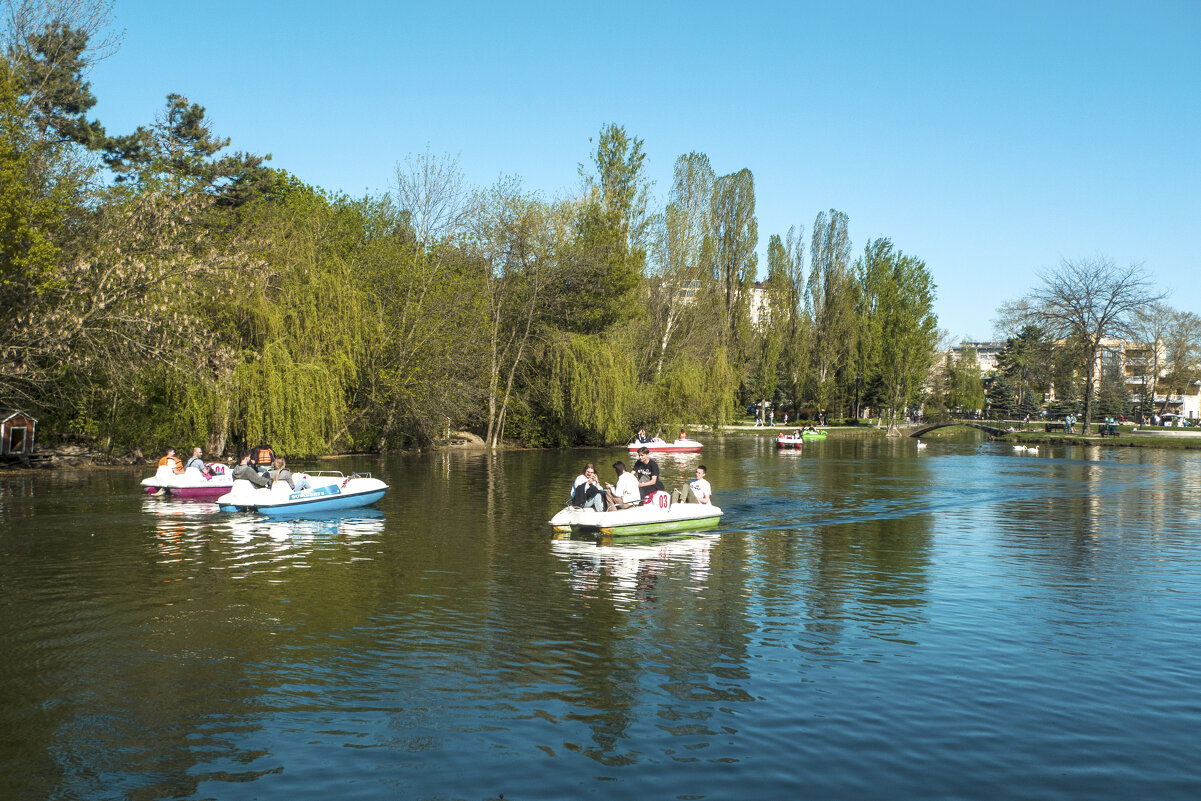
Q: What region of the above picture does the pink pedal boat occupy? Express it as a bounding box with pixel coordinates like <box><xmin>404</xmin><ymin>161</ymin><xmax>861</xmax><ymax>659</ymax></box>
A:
<box><xmin>141</xmin><ymin>462</ymin><xmax>233</xmax><ymax>499</ymax></box>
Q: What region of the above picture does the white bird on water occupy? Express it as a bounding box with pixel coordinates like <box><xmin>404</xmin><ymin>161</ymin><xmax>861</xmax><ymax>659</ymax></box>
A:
<box><xmin>916</xmin><ymin>440</ymin><xmax>927</xmax><ymax>449</ymax></box>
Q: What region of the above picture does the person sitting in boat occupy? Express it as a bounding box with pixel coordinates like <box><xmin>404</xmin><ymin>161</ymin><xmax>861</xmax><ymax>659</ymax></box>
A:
<box><xmin>794</xmin><ymin>429</ymin><xmax>802</xmax><ymax>438</ymax></box>
<box><xmin>268</xmin><ymin>457</ymin><xmax>311</xmax><ymax>493</ymax></box>
<box><xmin>232</xmin><ymin>452</ymin><xmax>272</xmax><ymax>489</ymax></box>
<box><xmin>250</xmin><ymin>442</ymin><xmax>275</xmax><ymax>475</ymax></box>
<box><xmin>158</xmin><ymin>447</ymin><xmax>185</xmax><ymax>474</ymax></box>
<box><xmin>634</xmin><ymin>428</ymin><xmax>652</xmax><ymax>444</ymax></box>
<box><xmin>678</xmin><ymin>430</ymin><xmax>687</xmax><ymax>440</ymax></box>
<box><xmin>804</xmin><ymin>425</ymin><xmax>818</xmax><ymax>433</ymax></box>
<box><xmin>633</xmin><ymin>446</ymin><xmax>664</xmax><ymax>501</ymax></box>
<box><xmin>185</xmin><ymin>446</ymin><xmax>214</xmax><ymax>476</ymax></box>
<box><xmin>604</xmin><ymin>461</ymin><xmax>640</xmax><ymax>510</ymax></box>
<box><xmin>689</xmin><ymin>465</ymin><xmax>712</xmax><ymax>504</ymax></box>
<box><xmin>571</xmin><ymin>463</ymin><xmax>606</xmax><ymax>512</ymax></box>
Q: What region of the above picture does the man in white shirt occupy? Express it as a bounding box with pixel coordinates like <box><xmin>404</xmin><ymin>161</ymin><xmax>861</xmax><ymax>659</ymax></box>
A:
<box><xmin>605</xmin><ymin>461</ymin><xmax>640</xmax><ymax>509</ymax></box>
<box><xmin>689</xmin><ymin>465</ymin><xmax>712</xmax><ymax>504</ymax></box>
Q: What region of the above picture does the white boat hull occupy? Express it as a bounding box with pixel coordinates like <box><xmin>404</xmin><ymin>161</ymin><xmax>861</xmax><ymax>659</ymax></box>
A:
<box><xmin>141</xmin><ymin>464</ymin><xmax>233</xmax><ymax>499</ymax></box>
<box><xmin>216</xmin><ymin>473</ymin><xmax>388</xmax><ymax>516</ymax></box>
<box><xmin>627</xmin><ymin>437</ymin><xmax>703</xmax><ymax>453</ymax></box>
<box><xmin>550</xmin><ymin>500</ymin><xmax>722</xmax><ymax>536</ymax></box>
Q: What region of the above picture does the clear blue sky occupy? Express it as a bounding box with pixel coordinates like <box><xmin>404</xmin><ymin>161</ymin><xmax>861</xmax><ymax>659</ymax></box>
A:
<box><xmin>88</xmin><ymin>0</ymin><xmax>1199</xmax><ymax>343</ymax></box>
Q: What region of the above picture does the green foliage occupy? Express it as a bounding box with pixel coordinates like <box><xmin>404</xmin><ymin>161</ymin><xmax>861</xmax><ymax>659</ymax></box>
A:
<box><xmin>1095</xmin><ymin>364</ymin><xmax>1130</xmax><ymax>418</ymax></box>
<box><xmin>558</xmin><ymin>124</ymin><xmax>650</xmax><ymax>335</ymax></box>
<box><xmin>4</xmin><ymin>21</ymin><xmax>961</xmax><ymax>454</ymax></box>
<box><xmin>944</xmin><ymin>346</ymin><xmax>985</xmax><ymax>414</ymax></box>
<box><xmin>708</xmin><ymin>168</ymin><xmax>757</xmax><ymax>354</ymax></box>
<box><xmin>0</xmin><ymin>61</ymin><xmax>61</xmax><ymax>298</ymax></box>
<box><xmin>8</xmin><ymin>22</ymin><xmax>105</xmax><ymax>147</ymax></box>
<box><xmin>229</xmin><ymin>341</ymin><xmax>345</xmax><ymax>456</ymax></box>
<box><xmin>995</xmin><ymin>325</ymin><xmax>1052</xmax><ymax>410</ymax></box>
<box><xmin>104</xmin><ymin>93</ymin><xmax>270</xmax><ymax>205</ymax></box>
<box><xmin>986</xmin><ymin>375</ymin><xmax>1016</xmax><ymax>418</ymax></box>
<box><xmin>805</xmin><ymin>210</ymin><xmax>855</xmax><ymax>412</ymax></box>
<box><xmin>541</xmin><ymin>332</ymin><xmax>637</xmax><ymax>445</ymax></box>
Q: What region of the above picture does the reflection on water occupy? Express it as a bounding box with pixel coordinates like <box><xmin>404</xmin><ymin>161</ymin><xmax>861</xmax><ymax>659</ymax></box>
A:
<box><xmin>4</xmin><ymin>442</ymin><xmax>1201</xmax><ymax>800</ymax></box>
<box><xmin>550</xmin><ymin>533</ymin><xmax>716</xmax><ymax>608</ymax></box>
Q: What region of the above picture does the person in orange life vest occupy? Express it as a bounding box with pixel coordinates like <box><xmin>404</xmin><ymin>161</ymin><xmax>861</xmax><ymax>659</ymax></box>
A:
<box><xmin>250</xmin><ymin>442</ymin><xmax>275</xmax><ymax>475</ymax></box>
<box><xmin>158</xmin><ymin>447</ymin><xmax>185</xmax><ymax>474</ymax></box>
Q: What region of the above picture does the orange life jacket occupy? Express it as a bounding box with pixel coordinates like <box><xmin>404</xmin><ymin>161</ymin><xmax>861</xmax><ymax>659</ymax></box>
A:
<box><xmin>158</xmin><ymin>455</ymin><xmax>184</xmax><ymax>474</ymax></box>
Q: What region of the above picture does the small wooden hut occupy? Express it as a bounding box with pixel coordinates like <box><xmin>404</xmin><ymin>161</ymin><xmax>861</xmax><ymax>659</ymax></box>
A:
<box><xmin>1</xmin><ymin>409</ymin><xmax>38</xmax><ymax>465</ymax></box>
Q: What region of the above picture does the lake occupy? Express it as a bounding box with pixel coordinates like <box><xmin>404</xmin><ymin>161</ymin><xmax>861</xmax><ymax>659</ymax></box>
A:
<box><xmin>2</xmin><ymin>434</ymin><xmax>1200</xmax><ymax>799</ymax></box>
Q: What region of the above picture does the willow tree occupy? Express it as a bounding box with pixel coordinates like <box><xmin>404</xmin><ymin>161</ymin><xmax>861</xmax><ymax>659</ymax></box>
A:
<box><xmin>655</xmin><ymin>346</ymin><xmax>739</xmax><ymax>431</ymax></box>
<box><xmin>806</xmin><ymin>209</ymin><xmax>855</xmax><ymax>416</ymax></box>
<box><xmin>944</xmin><ymin>345</ymin><xmax>985</xmax><ymax>416</ymax></box>
<box><xmin>541</xmin><ymin>332</ymin><xmax>638</xmax><ymax>445</ymax></box>
<box><xmin>212</xmin><ymin>180</ymin><xmax>375</xmax><ymax>456</ymax></box>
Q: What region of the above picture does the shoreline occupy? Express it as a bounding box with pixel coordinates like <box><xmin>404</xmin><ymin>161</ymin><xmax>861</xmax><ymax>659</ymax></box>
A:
<box><xmin>6</xmin><ymin>424</ymin><xmax>1198</xmax><ymax>473</ymax></box>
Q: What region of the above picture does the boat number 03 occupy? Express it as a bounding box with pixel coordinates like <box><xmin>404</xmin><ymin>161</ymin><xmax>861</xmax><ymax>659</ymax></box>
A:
<box><xmin>656</xmin><ymin>493</ymin><xmax>669</xmax><ymax>509</ymax></box>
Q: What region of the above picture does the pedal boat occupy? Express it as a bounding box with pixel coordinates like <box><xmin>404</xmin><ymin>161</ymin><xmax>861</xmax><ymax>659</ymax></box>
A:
<box><xmin>626</xmin><ymin>436</ymin><xmax>703</xmax><ymax>454</ymax></box>
<box><xmin>141</xmin><ymin>463</ymin><xmax>233</xmax><ymax>499</ymax></box>
<box><xmin>775</xmin><ymin>434</ymin><xmax>804</xmax><ymax>449</ymax></box>
<box><xmin>216</xmin><ymin>471</ymin><xmax>388</xmax><ymax>516</ymax></box>
<box><xmin>550</xmin><ymin>494</ymin><xmax>722</xmax><ymax>537</ymax></box>
<box><xmin>800</xmin><ymin>429</ymin><xmax>827</xmax><ymax>439</ymax></box>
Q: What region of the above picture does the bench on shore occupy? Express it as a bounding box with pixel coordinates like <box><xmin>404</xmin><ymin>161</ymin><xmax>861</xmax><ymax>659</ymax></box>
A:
<box><xmin>1045</xmin><ymin>423</ymin><xmax>1066</xmax><ymax>432</ymax></box>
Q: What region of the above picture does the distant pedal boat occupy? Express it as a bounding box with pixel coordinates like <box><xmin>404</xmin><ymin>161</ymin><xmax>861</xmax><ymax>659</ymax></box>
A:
<box><xmin>216</xmin><ymin>471</ymin><xmax>388</xmax><ymax>516</ymax></box>
<box><xmin>627</xmin><ymin>436</ymin><xmax>703</xmax><ymax>453</ymax></box>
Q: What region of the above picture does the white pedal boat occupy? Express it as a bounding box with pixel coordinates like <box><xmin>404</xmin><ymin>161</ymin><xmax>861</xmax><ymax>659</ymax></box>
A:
<box><xmin>626</xmin><ymin>436</ymin><xmax>703</xmax><ymax>454</ymax></box>
<box><xmin>550</xmin><ymin>494</ymin><xmax>722</xmax><ymax>537</ymax></box>
<box><xmin>775</xmin><ymin>434</ymin><xmax>804</xmax><ymax>449</ymax></box>
<box><xmin>216</xmin><ymin>471</ymin><xmax>388</xmax><ymax>516</ymax></box>
<box><xmin>141</xmin><ymin>463</ymin><xmax>233</xmax><ymax>499</ymax></box>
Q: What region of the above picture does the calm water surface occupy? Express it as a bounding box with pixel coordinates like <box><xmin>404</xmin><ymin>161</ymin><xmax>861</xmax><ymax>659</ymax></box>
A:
<box><xmin>2</xmin><ymin>435</ymin><xmax>1200</xmax><ymax>800</ymax></box>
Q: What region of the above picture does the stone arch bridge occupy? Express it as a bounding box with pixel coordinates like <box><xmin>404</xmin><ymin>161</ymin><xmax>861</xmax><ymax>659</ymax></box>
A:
<box><xmin>904</xmin><ymin>421</ymin><xmax>1010</xmax><ymax>438</ymax></box>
